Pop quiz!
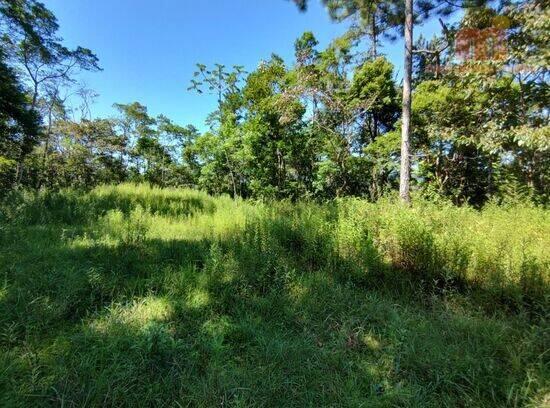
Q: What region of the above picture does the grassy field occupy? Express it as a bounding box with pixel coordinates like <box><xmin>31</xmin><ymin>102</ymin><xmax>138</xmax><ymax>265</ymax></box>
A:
<box><xmin>0</xmin><ymin>184</ymin><xmax>548</xmax><ymax>407</ymax></box>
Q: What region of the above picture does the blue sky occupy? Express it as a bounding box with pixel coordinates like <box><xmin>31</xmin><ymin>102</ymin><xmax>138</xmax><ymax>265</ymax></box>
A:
<box><xmin>43</xmin><ymin>0</ymin><xmax>453</xmax><ymax>130</ymax></box>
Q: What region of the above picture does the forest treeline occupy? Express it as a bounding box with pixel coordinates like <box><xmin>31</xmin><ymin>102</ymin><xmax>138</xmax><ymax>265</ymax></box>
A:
<box><xmin>0</xmin><ymin>0</ymin><xmax>548</xmax><ymax>206</ymax></box>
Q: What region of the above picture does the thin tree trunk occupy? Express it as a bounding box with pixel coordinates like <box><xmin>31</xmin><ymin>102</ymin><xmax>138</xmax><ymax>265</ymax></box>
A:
<box><xmin>31</xmin><ymin>82</ymin><xmax>39</xmax><ymax>110</ymax></box>
<box><xmin>224</xmin><ymin>152</ymin><xmax>237</xmax><ymax>198</ymax></box>
<box><xmin>371</xmin><ymin>13</ymin><xmax>378</xmax><ymax>141</ymax></box>
<box><xmin>37</xmin><ymin>105</ymin><xmax>54</xmax><ymax>189</ymax></box>
<box><xmin>14</xmin><ymin>162</ymin><xmax>21</xmax><ymax>186</ymax></box>
<box><xmin>371</xmin><ymin>11</ymin><xmax>377</xmax><ymax>58</ymax></box>
<box><xmin>399</xmin><ymin>0</ymin><xmax>413</xmax><ymax>204</ymax></box>
<box><xmin>487</xmin><ymin>155</ymin><xmax>493</xmax><ymax>197</ymax></box>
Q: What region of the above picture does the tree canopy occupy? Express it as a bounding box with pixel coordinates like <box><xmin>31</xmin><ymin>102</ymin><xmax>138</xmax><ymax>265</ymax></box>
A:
<box><xmin>0</xmin><ymin>0</ymin><xmax>547</xmax><ymax>205</ymax></box>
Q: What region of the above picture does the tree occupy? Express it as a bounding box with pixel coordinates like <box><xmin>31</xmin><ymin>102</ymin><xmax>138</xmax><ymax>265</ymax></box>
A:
<box><xmin>187</xmin><ymin>63</ymin><xmax>248</xmax><ymax>196</ymax></box>
<box><xmin>156</xmin><ymin>119</ymin><xmax>200</xmax><ymax>187</ymax></box>
<box><xmin>0</xmin><ymin>48</ymin><xmax>39</xmax><ymax>189</ymax></box>
<box><xmin>1</xmin><ymin>0</ymin><xmax>100</xmax><ymax>185</ymax></box>
<box><xmin>349</xmin><ymin>57</ymin><xmax>399</xmax><ymax>142</ymax></box>
<box><xmin>399</xmin><ymin>0</ymin><xmax>413</xmax><ymax>202</ymax></box>
<box><xmin>42</xmin><ymin>118</ymin><xmax>126</xmax><ymax>188</ymax></box>
<box><xmin>290</xmin><ymin>0</ymin><xmax>470</xmax><ymax>203</ymax></box>
<box><xmin>1</xmin><ymin>0</ymin><xmax>100</xmax><ymax>109</ymax></box>
<box><xmin>407</xmin><ymin>1</ymin><xmax>549</xmax><ymax>205</ymax></box>
<box><xmin>188</xmin><ymin>63</ymin><xmax>246</xmax><ymax>125</ymax></box>
<box><xmin>113</xmin><ymin>102</ymin><xmax>199</xmax><ymax>187</ymax></box>
<box><xmin>114</xmin><ymin>102</ymin><xmax>157</xmax><ymax>179</ymax></box>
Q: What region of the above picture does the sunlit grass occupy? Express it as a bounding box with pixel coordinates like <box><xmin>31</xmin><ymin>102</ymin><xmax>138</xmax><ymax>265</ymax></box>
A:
<box><xmin>0</xmin><ymin>184</ymin><xmax>548</xmax><ymax>406</ymax></box>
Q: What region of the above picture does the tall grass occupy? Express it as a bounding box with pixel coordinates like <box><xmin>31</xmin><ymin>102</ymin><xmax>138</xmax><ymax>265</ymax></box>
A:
<box><xmin>0</xmin><ymin>184</ymin><xmax>548</xmax><ymax>406</ymax></box>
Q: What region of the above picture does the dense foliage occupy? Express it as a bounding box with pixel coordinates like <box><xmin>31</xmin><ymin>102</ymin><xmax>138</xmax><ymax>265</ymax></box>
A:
<box><xmin>0</xmin><ymin>0</ymin><xmax>548</xmax><ymax>205</ymax></box>
<box><xmin>0</xmin><ymin>184</ymin><xmax>548</xmax><ymax>406</ymax></box>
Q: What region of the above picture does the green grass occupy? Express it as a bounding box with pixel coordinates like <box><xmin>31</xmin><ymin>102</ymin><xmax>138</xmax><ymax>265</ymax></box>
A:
<box><xmin>0</xmin><ymin>184</ymin><xmax>548</xmax><ymax>407</ymax></box>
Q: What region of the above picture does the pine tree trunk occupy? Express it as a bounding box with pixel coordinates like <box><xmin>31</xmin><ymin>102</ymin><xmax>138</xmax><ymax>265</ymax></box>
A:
<box><xmin>371</xmin><ymin>11</ymin><xmax>377</xmax><ymax>58</ymax></box>
<box><xmin>399</xmin><ymin>0</ymin><xmax>413</xmax><ymax>204</ymax></box>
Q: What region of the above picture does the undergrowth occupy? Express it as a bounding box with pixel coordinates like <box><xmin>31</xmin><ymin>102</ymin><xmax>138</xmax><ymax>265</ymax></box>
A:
<box><xmin>0</xmin><ymin>184</ymin><xmax>548</xmax><ymax>407</ymax></box>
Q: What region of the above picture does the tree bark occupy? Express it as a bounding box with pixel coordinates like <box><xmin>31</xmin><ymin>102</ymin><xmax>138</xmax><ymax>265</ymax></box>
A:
<box><xmin>37</xmin><ymin>102</ymin><xmax>55</xmax><ymax>189</ymax></box>
<box><xmin>399</xmin><ymin>0</ymin><xmax>413</xmax><ymax>204</ymax></box>
<box><xmin>371</xmin><ymin>10</ymin><xmax>378</xmax><ymax>58</ymax></box>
